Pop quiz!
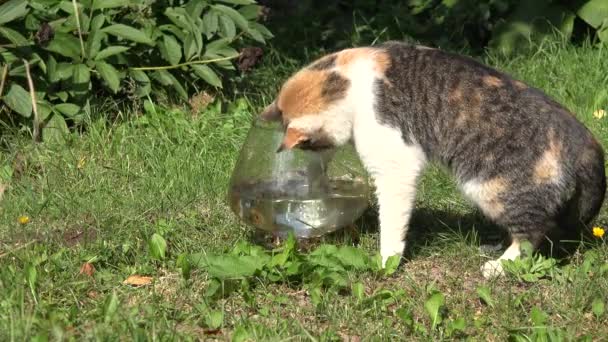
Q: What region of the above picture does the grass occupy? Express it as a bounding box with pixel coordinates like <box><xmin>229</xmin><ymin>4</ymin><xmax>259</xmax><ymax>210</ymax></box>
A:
<box><xmin>1</xmin><ymin>39</ymin><xmax>608</xmax><ymax>341</ymax></box>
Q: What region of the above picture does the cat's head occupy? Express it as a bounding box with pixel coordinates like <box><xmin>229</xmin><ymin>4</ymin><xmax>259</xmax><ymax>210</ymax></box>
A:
<box><xmin>259</xmin><ymin>63</ymin><xmax>353</xmax><ymax>152</ymax></box>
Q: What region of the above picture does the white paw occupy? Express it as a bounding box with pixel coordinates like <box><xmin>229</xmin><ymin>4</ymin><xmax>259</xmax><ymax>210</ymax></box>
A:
<box><xmin>481</xmin><ymin>259</ymin><xmax>505</xmax><ymax>279</ymax></box>
<box><xmin>381</xmin><ymin>241</ymin><xmax>405</xmax><ymax>268</ymax></box>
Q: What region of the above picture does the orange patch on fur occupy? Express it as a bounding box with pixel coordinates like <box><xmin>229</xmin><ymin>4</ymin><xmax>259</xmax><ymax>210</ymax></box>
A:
<box><xmin>281</xmin><ymin>127</ymin><xmax>307</xmax><ymax>150</ymax></box>
<box><xmin>513</xmin><ymin>80</ymin><xmax>527</xmax><ymax>90</ymax></box>
<box><xmin>479</xmin><ymin>177</ymin><xmax>508</xmax><ymax>219</ymax></box>
<box><xmin>449</xmin><ymin>87</ymin><xmax>463</xmax><ymax>102</ymax></box>
<box><xmin>483</xmin><ymin>76</ymin><xmax>503</xmax><ymax>87</ymax></box>
<box><xmin>533</xmin><ymin>130</ymin><xmax>562</xmax><ymax>184</ymax></box>
<box><xmin>335</xmin><ymin>48</ymin><xmax>391</xmax><ymax>74</ymax></box>
<box><xmin>277</xmin><ymin>70</ymin><xmax>333</xmax><ymax>120</ymax></box>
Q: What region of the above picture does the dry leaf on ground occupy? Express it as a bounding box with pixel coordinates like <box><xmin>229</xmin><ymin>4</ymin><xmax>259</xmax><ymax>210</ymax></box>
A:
<box><xmin>79</xmin><ymin>262</ymin><xmax>95</xmax><ymax>277</ymax></box>
<box><xmin>123</xmin><ymin>275</ymin><xmax>153</xmax><ymax>286</ymax></box>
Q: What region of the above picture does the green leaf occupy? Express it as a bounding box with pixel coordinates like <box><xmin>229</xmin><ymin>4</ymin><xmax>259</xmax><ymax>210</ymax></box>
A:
<box><xmin>592</xmin><ymin>298</ymin><xmax>605</xmax><ymax>318</ymax></box>
<box><xmin>45</xmin><ymin>32</ymin><xmax>82</xmax><ymax>60</ymax></box>
<box><xmin>201</xmin><ymin>254</ymin><xmax>261</xmax><ymax>279</ymax></box>
<box><xmin>351</xmin><ymin>282</ymin><xmax>365</xmax><ymax>301</ymax></box>
<box><xmin>530</xmin><ymin>306</ymin><xmax>547</xmax><ymax>326</ymax></box>
<box><xmin>213</xmin><ymin>4</ymin><xmax>249</xmax><ymax>30</ymax></box>
<box><xmin>160</xmin><ymin>34</ymin><xmax>182</xmax><ymax>65</ymax></box>
<box><xmin>396</xmin><ymin>307</ymin><xmax>414</xmax><ymax>326</ymax></box>
<box><xmin>55</xmin><ymin>63</ymin><xmax>75</xmax><ymax>81</ymax></box>
<box><xmin>0</xmin><ymin>26</ymin><xmax>28</xmax><ymax>45</ymax></box>
<box><xmin>86</xmin><ymin>14</ymin><xmax>106</xmax><ymax>59</ymax></box>
<box><xmin>95</xmin><ymin>46</ymin><xmax>130</xmax><ymax>61</ymax></box>
<box><xmin>216</xmin><ymin>0</ymin><xmax>256</xmax><ymax>5</ymax></box>
<box><xmin>0</xmin><ymin>0</ymin><xmax>28</xmax><ymax>25</ymax></box>
<box><xmin>129</xmin><ymin>69</ymin><xmax>150</xmax><ymax>97</ymax></box>
<box><xmin>95</xmin><ymin>61</ymin><xmax>121</xmax><ymax>93</ymax></box>
<box><xmin>231</xmin><ymin>325</ymin><xmax>251</xmax><ymax>342</ymax></box>
<box><xmin>159</xmin><ymin>24</ymin><xmax>186</xmax><ymax>42</ymax></box>
<box><xmin>476</xmin><ymin>286</ymin><xmax>494</xmax><ymax>308</ymax></box>
<box><xmin>72</xmin><ymin>64</ymin><xmax>91</xmax><ymax>95</ymax></box>
<box><xmin>54</xmin><ymin>103</ymin><xmax>81</xmax><ymax>117</ymax></box>
<box><xmin>239</xmin><ymin>4</ymin><xmax>260</xmax><ymax>20</ymax></box>
<box><xmin>177</xmin><ymin>253</ymin><xmax>191</xmax><ymax>280</ymax></box>
<box><xmin>191</xmin><ymin>64</ymin><xmax>222</xmax><ymax>88</ymax></box>
<box><xmin>148</xmin><ymin>233</ymin><xmax>167</xmax><ymax>260</ymax></box>
<box><xmin>335</xmin><ymin>246</ymin><xmax>368</xmax><ymax>270</ymax></box>
<box><xmin>218</xmin><ymin>14</ymin><xmax>236</xmax><ymax>40</ymax></box>
<box><xmin>598</xmin><ymin>21</ymin><xmax>608</xmax><ymax>43</ymax></box>
<box><xmin>3</xmin><ymin>83</ymin><xmax>32</xmax><ymax>117</ymax></box>
<box><xmin>489</xmin><ymin>1</ymin><xmax>575</xmax><ymax>55</ymax></box>
<box><xmin>162</xmin><ymin>71</ymin><xmax>187</xmax><ymax>100</ymax></box>
<box><xmin>43</xmin><ymin>113</ymin><xmax>69</xmax><ymax>144</ymax></box>
<box><xmin>103</xmin><ymin>292</ymin><xmax>119</xmax><ymax>323</ymax></box>
<box><xmin>92</xmin><ymin>0</ymin><xmax>132</xmax><ymax>10</ymax></box>
<box><xmin>246</xmin><ymin>27</ymin><xmax>265</xmax><ymax>43</ymax></box>
<box><xmin>183</xmin><ymin>34</ymin><xmax>198</xmax><ymax>60</ymax></box>
<box><xmin>577</xmin><ymin>0</ymin><xmax>608</xmax><ymax>29</ymax></box>
<box><xmin>204</xmin><ymin>311</ymin><xmax>224</xmax><ymax>330</ymax></box>
<box><xmin>36</xmin><ymin>101</ymin><xmax>53</xmax><ymax>121</ymax></box>
<box><xmin>424</xmin><ymin>292</ymin><xmax>445</xmax><ymax>330</ymax></box>
<box><xmin>151</xmin><ymin>69</ymin><xmax>173</xmax><ymax>86</ymax></box>
<box><xmin>448</xmin><ymin>317</ymin><xmax>466</xmax><ymax>332</ymax></box>
<box><xmin>203</xmin><ymin>10</ymin><xmax>219</xmax><ymax>38</ymax></box>
<box><xmin>205</xmin><ymin>38</ymin><xmax>231</xmax><ymax>55</ymax></box>
<box><xmin>102</xmin><ymin>24</ymin><xmax>155</xmax><ymax>46</ymax></box>
<box><xmin>383</xmin><ymin>255</ymin><xmax>401</xmax><ymax>275</ymax></box>
<box><xmin>25</xmin><ymin>263</ymin><xmax>37</xmax><ymax>294</ymax></box>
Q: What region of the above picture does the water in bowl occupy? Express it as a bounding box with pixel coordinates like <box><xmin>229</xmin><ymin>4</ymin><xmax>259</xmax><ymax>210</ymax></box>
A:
<box><xmin>229</xmin><ymin>178</ymin><xmax>369</xmax><ymax>239</ymax></box>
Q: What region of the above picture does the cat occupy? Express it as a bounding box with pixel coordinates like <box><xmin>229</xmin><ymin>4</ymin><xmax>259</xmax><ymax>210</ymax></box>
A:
<box><xmin>258</xmin><ymin>41</ymin><xmax>606</xmax><ymax>278</ymax></box>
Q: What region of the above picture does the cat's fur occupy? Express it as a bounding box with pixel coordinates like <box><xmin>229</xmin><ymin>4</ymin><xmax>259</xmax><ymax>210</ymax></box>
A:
<box><xmin>259</xmin><ymin>41</ymin><xmax>606</xmax><ymax>278</ymax></box>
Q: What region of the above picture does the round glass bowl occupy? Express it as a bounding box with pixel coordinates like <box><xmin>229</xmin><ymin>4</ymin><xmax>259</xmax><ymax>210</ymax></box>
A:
<box><xmin>228</xmin><ymin>117</ymin><xmax>370</xmax><ymax>239</ymax></box>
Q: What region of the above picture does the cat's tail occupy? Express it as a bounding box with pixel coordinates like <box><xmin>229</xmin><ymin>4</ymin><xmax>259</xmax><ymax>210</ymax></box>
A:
<box><xmin>574</xmin><ymin>139</ymin><xmax>606</xmax><ymax>227</ymax></box>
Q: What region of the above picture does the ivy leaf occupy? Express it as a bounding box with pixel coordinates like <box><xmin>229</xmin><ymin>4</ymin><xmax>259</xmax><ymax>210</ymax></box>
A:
<box><xmin>102</xmin><ymin>24</ymin><xmax>155</xmax><ymax>46</ymax></box>
<box><xmin>95</xmin><ymin>61</ymin><xmax>121</xmax><ymax>93</ymax></box>
<box><xmin>191</xmin><ymin>64</ymin><xmax>222</xmax><ymax>88</ymax></box>
<box><xmin>3</xmin><ymin>83</ymin><xmax>32</xmax><ymax>117</ymax></box>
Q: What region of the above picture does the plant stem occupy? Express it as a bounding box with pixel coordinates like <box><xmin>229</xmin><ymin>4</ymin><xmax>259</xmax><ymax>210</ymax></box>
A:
<box><xmin>130</xmin><ymin>54</ymin><xmax>240</xmax><ymax>71</ymax></box>
<box><xmin>72</xmin><ymin>0</ymin><xmax>86</xmax><ymax>60</ymax></box>
<box><xmin>0</xmin><ymin>64</ymin><xmax>8</xmax><ymax>98</ymax></box>
<box><xmin>23</xmin><ymin>59</ymin><xmax>41</xmax><ymax>143</ymax></box>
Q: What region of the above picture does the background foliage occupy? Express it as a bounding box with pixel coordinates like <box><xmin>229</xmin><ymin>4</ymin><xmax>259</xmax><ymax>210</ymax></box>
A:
<box><xmin>0</xmin><ymin>0</ymin><xmax>271</xmax><ymax>141</ymax></box>
<box><xmin>1</xmin><ymin>0</ymin><xmax>608</xmax><ymax>140</ymax></box>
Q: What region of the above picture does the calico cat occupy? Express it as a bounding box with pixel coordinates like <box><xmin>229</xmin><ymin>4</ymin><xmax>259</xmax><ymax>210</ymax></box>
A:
<box><xmin>258</xmin><ymin>41</ymin><xmax>606</xmax><ymax>278</ymax></box>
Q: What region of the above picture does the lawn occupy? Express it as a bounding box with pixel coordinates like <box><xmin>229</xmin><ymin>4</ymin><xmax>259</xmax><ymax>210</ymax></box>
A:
<box><xmin>1</xmin><ymin>40</ymin><xmax>607</xmax><ymax>341</ymax></box>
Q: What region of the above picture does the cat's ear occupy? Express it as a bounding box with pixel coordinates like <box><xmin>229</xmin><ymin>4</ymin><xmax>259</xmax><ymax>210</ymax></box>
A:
<box><xmin>277</xmin><ymin>127</ymin><xmax>308</xmax><ymax>152</ymax></box>
<box><xmin>259</xmin><ymin>101</ymin><xmax>281</xmax><ymax>122</ymax></box>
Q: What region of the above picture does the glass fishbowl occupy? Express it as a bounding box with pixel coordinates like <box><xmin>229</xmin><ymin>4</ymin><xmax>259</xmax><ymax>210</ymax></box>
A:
<box><xmin>228</xmin><ymin>116</ymin><xmax>371</xmax><ymax>240</ymax></box>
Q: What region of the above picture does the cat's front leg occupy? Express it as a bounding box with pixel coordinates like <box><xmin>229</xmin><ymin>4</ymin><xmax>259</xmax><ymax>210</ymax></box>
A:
<box><xmin>374</xmin><ymin>171</ymin><xmax>422</xmax><ymax>267</ymax></box>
